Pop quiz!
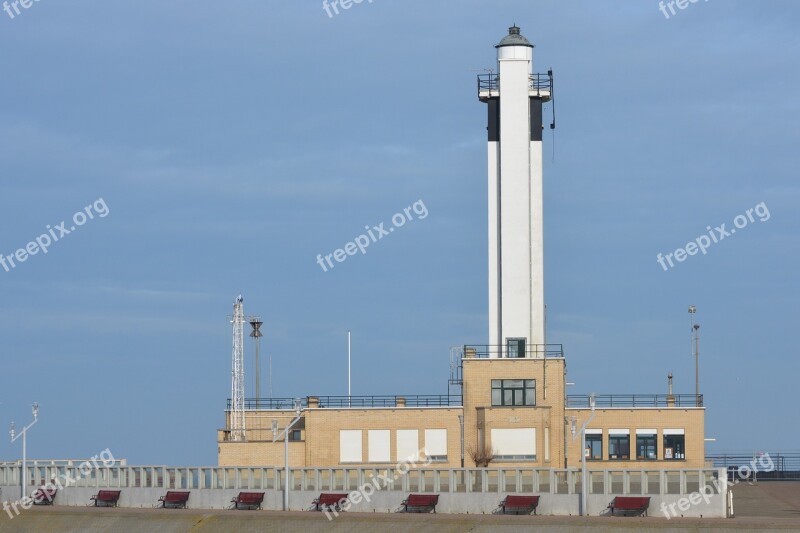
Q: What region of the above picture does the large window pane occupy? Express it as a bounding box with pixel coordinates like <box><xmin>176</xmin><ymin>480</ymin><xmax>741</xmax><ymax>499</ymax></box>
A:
<box><xmin>636</xmin><ymin>434</ymin><xmax>657</xmax><ymax>460</ymax></box>
<box><xmin>491</xmin><ymin>379</ymin><xmax>537</xmax><ymax>407</ymax></box>
<box><xmin>608</xmin><ymin>434</ymin><xmax>630</xmax><ymax>460</ymax></box>
<box><xmin>586</xmin><ymin>434</ymin><xmax>602</xmax><ymax>460</ymax></box>
<box><xmin>491</xmin><ymin>389</ymin><xmax>502</xmax><ymax>405</ymax></box>
<box><xmin>663</xmin><ymin>434</ymin><xmax>685</xmax><ymax>460</ymax></box>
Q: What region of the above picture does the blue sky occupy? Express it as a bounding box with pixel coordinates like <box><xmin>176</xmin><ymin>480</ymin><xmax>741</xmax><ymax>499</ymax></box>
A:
<box><xmin>0</xmin><ymin>1</ymin><xmax>797</xmax><ymax>465</ymax></box>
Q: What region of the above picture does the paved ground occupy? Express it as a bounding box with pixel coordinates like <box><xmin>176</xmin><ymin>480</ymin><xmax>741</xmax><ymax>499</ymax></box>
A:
<box><xmin>731</xmin><ymin>481</ymin><xmax>800</xmax><ymax>518</ymax></box>
<box><xmin>1</xmin><ymin>506</ymin><xmax>798</xmax><ymax>533</ymax></box>
<box><xmin>0</xmin><ymin>483</ymin><xmax>797</xmax><ymax>533</ymax></box>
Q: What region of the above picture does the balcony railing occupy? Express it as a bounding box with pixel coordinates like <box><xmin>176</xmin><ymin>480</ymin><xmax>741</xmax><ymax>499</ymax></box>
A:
<box><xmin>566</xmin><ymin>394</ymin><xmax>704</xmax><ymax>408</ymax></box>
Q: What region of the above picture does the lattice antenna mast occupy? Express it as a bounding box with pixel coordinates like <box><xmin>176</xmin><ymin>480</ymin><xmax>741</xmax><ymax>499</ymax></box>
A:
<box><xmin>230</xmin><ymin>294</ymin><xmax>246</xmax><ymax>441</ymax></box>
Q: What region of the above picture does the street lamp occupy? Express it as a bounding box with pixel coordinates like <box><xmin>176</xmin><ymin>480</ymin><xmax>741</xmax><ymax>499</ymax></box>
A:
<box><xmin>457</xmin><ymin>415</ymin><xmax>464</xmax><ymax>468</ymax></box>
<box><xmin>688</xmin><ymin>306</ymin><xmax>700</xmax><ymax>405</ymax></box>
<box><xmin>570</xmin><ymin>393</ymin><xmax>595</xmax><ymax>516</ymax></box>
<box><xmin>10</xmin><ymin>402</ymin><xmax>39</xmax><ymax>499</ymax></box>
<box><xmin>272</xmin><ymin>398</ymin><xmax>303</xmax><ymax>511</ymax></box>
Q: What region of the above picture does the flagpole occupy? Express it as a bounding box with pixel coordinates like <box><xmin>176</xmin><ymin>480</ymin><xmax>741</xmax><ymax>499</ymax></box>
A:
<box><xmin>348</xmin><ymin>330</ymin><xmax>352</xmax><ymax>406</ymax></box>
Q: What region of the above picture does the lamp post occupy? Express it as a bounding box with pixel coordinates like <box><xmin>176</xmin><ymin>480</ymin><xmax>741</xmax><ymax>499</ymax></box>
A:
<box><xmin>688</xmin><ymin>306</ymin><xmax>700</xmax><ymax>406</ymax></box>
<box><xmin>570</xmin><ymin>393</ymin><xmax>595</xmax><ymax>516</ymax></box>
<box><xmin>457</xmin><ymin>415</ymin><xmax>465</xmax><ymax>468</ymax></box>
<box><xmin>272</xmin><ymin>398</ymin><xmax>303</xmax><ymax>511</ymax></box>
<box><xmin>10</xmin><ymin>402</ymin><xmax>39</xmax><ymax>500</ymax></box>
<box><xmin>564</xmin><ymin>381</ymin><xmax>575</xmax><ymax>468</ymax></box>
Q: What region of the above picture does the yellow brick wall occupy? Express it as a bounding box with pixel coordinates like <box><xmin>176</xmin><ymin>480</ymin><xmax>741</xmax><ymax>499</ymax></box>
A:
<box><xmin>462</xmin><ymin>358</ymin><xmax>566</xmax><ymax>468</ymax></box>
<box><xmin>218</xmin><ymin>440</ymin><xmax>306</xmax><ymax>467</ymax></box>
<box><xmin>305</xmin><ymin>408</ymin><xmax>463</xmax><ymax>467</ymax></box>
<box><xmin>565</xmin><ymin>408</ymin><xmax>705</xmax><ymax>468</ymax></box>
<box><xmin>218</xmin><ymin>407</ymin><xmax>464</xmax><ymax>468</ymax></box>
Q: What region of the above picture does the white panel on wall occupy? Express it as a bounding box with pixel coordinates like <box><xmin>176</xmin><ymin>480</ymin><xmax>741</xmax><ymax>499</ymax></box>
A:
<box><xmin>491</xmin><ymin>428</ymin><xmax>536</xmax><ymax>456</ymax></box>
<box><xmin>340</xmin><ymin>430</ymin><xmax>362</xmax><ymax>463</ymax></box>
<box><xmin>544</xmin><ymin>427</ymin><xmax>550</xmax><ymax>461</ymax></box>
<box><xmin>368</xmin><ymin>430</ymin><xmax>391</xmax><ymax>463</ymax></box>
<box><xmin>396</xmin><ymin>430</ymin><xmax>419</xmax><ymax>461</ymax></box>
<box><xmin>424</xmin><ymin>429</ymin><xmax>447</xmax><ymax>457</ymax></box>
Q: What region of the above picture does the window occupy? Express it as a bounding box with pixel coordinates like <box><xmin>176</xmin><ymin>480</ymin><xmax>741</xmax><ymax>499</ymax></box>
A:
<box><xmin>507</xmin><ymin>338</ymin><xmax>526</xmax><ymax>358</ymax></box>
<box><xmin>424</xmin><ymin>429</ymin><xmax>448</xmax><ymax>462</ymax></box>
<box><xmin>586</xmin><ymin>432</ymin><xmax>603</xmax><ymax>460</ymax></box>
<box><xmin>289</xmin><ymin>429</ymin><xmax>302</xmax><ymax>442</ymax></box>
<box><xmin>608</xmin><ymin>432</ymin><xmax>630</xmax><ymax>460</ymax></box>
<box><xmin>491</xmin><ymin>428</ymin><xmax>536</xmax><ymax>461</ymax></box>
<box><xmin>636</xmin><ymin>433</ymin><xmax>657</xmax><ymax>460</ymax></box>
<box><xmin>339</xmin><ymin>430</ymin><xmax>362</xmax><ymax>463</ymax></box>
<box><xmin>368</xmin><ymin>430</ymin><xmax>391</xmax><ymax>463</ymax></box>
<box><xmin>396</xmin><ymin>430</ymin><xmax>419</xmax><ymax>462</ymax></box>
<box><xmin>663</xmin><ymin>430</ymin><xmax>686</xmax><ymax>460</ymax></box>
<box><xmin>491</xmin><ymin>379</ymin><xmax>536</xmax><ymax>406</ymax></box>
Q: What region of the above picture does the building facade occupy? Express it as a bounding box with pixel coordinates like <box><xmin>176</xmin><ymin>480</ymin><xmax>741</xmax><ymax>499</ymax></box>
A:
<box><xmin>219</xmin><ymin>350</ymin><xmax>705</xmax><ymax>469</ymax></box>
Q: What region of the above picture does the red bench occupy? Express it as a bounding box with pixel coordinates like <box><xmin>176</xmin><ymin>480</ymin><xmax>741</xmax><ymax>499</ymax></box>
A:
<box><xmin>401</xmin><ymin>494</ymin><xmax>439</xmax><ymax>513</ymax></box>
<box><xmin>608</xmin><ymin>496</ymin><xmax>650</xmax><ymax>516</ymax></box>
<box><xmin>499</xmin><ymin>495</ymin><xmax>539</xmax><ymax>515</ymax></box>
<box><xmin>91</xmin><ymin>490</ymin><xmax>121</xmax><ymax>507</ymax></box>
<box><xmin>32</xmin><ymin>487</ymin><xmax>57</xmax><ymax>505</ymax></box>
<box><xmin>231</xmin><ymin>491</ymin><xmax>265</xmax><ymax>510</ymax></box>
<box><xmin>158</xmin><ymin>491</ymin><xmax>190</xmax><ymax>509</ymax></box>
<box><xmin>312</xmin><ymin>493</ymin><xmax>349</xmax><ymax>512</ymax></box>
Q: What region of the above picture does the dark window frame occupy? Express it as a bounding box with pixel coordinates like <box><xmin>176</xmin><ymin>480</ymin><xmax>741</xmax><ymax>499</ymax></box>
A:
<box><xmin>636</xmin><ymin>434</ymin><xmax>658</xmax><ymax>460</ymax></box>
<box><xmin>608</xmin><ymin>434</ymin><xmax>630</xmax><ymax>460</ymax></box>
<box><xmin>491</xmin><ymin>379</ymin><xmax>536</xmax><ymax>407</ymax></box>
<box><xmin>586</xmin><ymin>433</ymin><xmax>603</xmax><ymax>460</ymax></box>
<box><xmin>663</xmin><ymin>434</ymin><xmax>686</xmax><ymax>460</ymax></box>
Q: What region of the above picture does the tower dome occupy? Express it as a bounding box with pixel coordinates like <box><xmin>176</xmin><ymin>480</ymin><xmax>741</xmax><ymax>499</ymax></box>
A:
<box><xmin>495</xmin><ymin>25</ymin><xmax>533</xmax><ymax>49</ymax></box>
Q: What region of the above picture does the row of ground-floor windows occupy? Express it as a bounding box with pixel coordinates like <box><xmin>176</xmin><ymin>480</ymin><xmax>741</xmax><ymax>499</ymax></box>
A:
<box><xmin>586</xmin><ymin>433</ymin><xmax>685</xmax><ymax>461</ymax></box>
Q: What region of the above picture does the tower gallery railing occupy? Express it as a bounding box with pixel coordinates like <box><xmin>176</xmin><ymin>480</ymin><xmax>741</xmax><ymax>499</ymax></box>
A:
<box><xmin>477</xmin><ymin>73</ymin><xmax>553</xmax><ymax>95</ymax></box>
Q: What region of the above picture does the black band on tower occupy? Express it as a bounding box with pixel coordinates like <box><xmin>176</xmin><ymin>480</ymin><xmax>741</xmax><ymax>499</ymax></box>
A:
<box><xmin>530</xmin><ymin>98</ymin><xmax>543</xmax><ymax>141</ymax></box>
<box><xmin>487</xmin><ymin>98</ymin><xmax>500</xmax><ymax>142</ymax></box>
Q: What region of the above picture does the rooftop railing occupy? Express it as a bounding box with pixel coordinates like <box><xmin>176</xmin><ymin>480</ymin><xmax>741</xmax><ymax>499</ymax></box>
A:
<box><xmin>566</xmin><ymin>394</ymin><xmax>704</xmax><ymax>408</ymax></box>
<box><xmin>459</xmin><ymin>344</ymin><xmax>564</xmax><ymax>359</ymax></box>
<box><xmin>227</xmin><ymin>395</ymin><xmax>463</xmax><ymax>411</ymax></box>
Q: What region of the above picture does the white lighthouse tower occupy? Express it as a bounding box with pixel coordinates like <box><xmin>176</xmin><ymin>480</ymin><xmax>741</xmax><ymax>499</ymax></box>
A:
<box><xmin>479</xmin><ymin>26</ymin><xmax>552</xmax><ymax>358</ymax></box>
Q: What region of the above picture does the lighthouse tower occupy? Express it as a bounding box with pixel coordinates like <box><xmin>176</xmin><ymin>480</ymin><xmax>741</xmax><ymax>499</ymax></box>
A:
<box><xmin>479</xmin><ymin>26</ymin><xmax>552</xmax><ymax>358</ymax></box>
